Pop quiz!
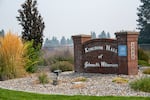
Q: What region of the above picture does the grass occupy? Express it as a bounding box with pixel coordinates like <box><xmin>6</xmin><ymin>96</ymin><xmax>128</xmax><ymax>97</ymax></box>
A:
<box><xmin>0</xmin><ymin>88</ymin><xmax>149</xmax><ymax>100</ymax></box>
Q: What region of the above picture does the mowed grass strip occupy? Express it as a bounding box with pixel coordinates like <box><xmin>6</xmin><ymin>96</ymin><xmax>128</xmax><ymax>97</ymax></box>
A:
<box><xmin>0</xmin><ymin>88</ymin><xmax>149</xmax><ymax>100</ymax></box>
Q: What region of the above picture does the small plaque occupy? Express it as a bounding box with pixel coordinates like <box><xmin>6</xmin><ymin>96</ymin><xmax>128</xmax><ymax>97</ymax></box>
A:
<box><xmin>118</xmin><ymin>45</ymin><xmax>127</xmax><ymax>56</ymax></box>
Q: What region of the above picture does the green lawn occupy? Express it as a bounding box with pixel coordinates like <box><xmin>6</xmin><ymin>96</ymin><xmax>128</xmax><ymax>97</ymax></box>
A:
<box><xmin>0</xmin><ymin>88</ymin><xmax>149</xmax><ymax>100</ymax></box>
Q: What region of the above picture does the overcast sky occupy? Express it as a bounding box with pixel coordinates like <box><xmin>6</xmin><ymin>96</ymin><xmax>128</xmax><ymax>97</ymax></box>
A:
<box><xmin>0</xmin><ymin>0</ymin><xmax>140</xmax><ymax>39</ymax></box>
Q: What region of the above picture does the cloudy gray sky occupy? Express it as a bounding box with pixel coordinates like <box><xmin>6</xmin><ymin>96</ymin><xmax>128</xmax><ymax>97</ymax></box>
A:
<box><xmin>0</xmin><ymin>0</ymin><xmax>140</xmax><ymax>39</ymax></box>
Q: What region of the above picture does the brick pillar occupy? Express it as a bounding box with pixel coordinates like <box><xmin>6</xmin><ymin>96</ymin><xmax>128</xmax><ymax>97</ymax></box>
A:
<box><xmin>72</xmin><ymin>35</ymin><xmax>91</xmax><ymax>72</ymax></box>
<box><xmin>115</xmin><ymin>32</ymin><xmax>139</xmax><ymax>75</ymax></box>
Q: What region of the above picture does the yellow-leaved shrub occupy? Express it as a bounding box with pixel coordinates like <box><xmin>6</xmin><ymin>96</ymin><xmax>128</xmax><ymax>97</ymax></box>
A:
<box><xmin>0</xmin><ymin>32</ymin><xmax>27</xmax><ymax>80</ymax></box>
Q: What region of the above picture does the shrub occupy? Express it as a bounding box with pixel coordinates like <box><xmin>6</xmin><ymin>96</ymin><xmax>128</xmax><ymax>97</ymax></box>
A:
<box><xmin>41</xmin><ymin>48</ymin><xmax>74</xmax><ymax>67</ymax></box>
<box><xmin>112</xmin><ymin>77</ymin><xmax>128</xmax><ymax>84</ymax></box>
<box><xmin>52</xmin><ymin>56</ymin><xmax>74</xmax><ymax>64</ymax></box>
<box><xmin>40</xmin><ymin>55</ymin><xmax>71</xmax><ymax>67</ymax></box>
<box><xmin>0</xmin><ymin>32</ymin><xmax>27</xmax><ymax>80</ymax></box>
<box><xmin>130</xmin><ymin>77</ymin><xmax>150</xmax><ymax>92</ymax></box>
<box><xmin>143</xmin><ymin>68</ymin><xmax>150</xmax><ymax>74</ymax></box>
<box><xmin>51</xmin><ymin>61</ymin><xmax>73</xmax><ymax>72</ymax></box>
<box><xmin>138</xmin><ymin>60</ymin><xmax>150</xmax><ymax>66</ymax></box>
<box><xmin>25</xmin><ymin>40</ymin><xmax>41</xmax><ymax>73</ymax></box>
<box><xmin>38</xmin><ymin>72</ymin><xmax>49</xmax><ymax>84</ymax></box>
<box><xmin>138</xmin><ymin>48</ymin><xmax>149</xmax><ymax>63</ymax></box>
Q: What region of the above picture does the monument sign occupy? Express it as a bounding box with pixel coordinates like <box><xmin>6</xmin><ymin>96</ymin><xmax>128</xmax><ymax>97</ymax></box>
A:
<box><xmin>72</xmin><ymin>32</ymin><xmax>139</xmax><ymax>75</ymax></box>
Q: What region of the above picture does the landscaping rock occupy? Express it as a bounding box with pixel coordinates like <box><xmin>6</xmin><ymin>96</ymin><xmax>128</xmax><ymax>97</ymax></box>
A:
<box><xmin>0</xmin><ymin>70</ymin><xmax>150</xmax><ymax>96</ymax></box>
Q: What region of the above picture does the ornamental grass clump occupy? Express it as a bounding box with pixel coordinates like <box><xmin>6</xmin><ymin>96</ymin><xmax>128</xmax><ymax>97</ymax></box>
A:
<box><xmin>130</xmin><ymin>77</ymin><xmax>150</xmax><ymax>93</ymax></box>
<box><xmin>38</xmin><ymin>72</ymin><xmax>49</xmax><ymax>84</ymax></box>
<box><xmin>0</xmin><ymin>32</ymin><xmax>27</xmax><ymax>80</ymax></box>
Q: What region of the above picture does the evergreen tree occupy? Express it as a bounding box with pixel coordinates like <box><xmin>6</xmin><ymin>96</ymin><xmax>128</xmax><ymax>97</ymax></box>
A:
<box><xmin>98</xmin><ymin>30</ymin><xmax>106</xmax><ymax>38</ymax></box>
<box><xmin>107</xmin><ymin>32</ymin><xmax>111</xmax><ymax>38</ymax></box>
<box><xmin>91</xmin><ymin>31</ymin><xmax>96</xmax><ymax>39</ymax></box>
<box><xmin>137</xmin><ymin>0</ymin><xmax>150</xmax><ymax>44</ymax></box>
<box><xmin>51</xmin><ymin>36</ymin><xmax>59</xmax><ymax>46</ymax></box>
<box><xmin>44</xmin><ymin>37</ymin><xmax>60</xmax><ymax>48</ymax></box>
<box><xmin>16</xmin><ymin>0</ymin><xmax>45</xmax><ymax>49</ymax></box>
<box><xmin>66</xmin><ymin>38</ymin><xmax>70</xmax><ymax>44</ymax></box>
<box><xmin>60</xmin><ymin>36</ymin><xmax>66</xmax><ymax>45</ymax></box>
<box><xmin>0</xmin><ymin>29</ymin><xmax>4</xmax><ymax>37</ymax></box>
<box><xmin>44</xmin><ymin>38</ymin><xmax>51</xmax><ymax>48</ymax></box>
<box><xmin>66</xmin><ymin>38</ymin><xmax>73</xmax><ymax>45</ymax></box>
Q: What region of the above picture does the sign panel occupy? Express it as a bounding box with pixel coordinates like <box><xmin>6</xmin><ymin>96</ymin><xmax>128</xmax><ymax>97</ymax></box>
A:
<box><xmin>118</xmin><ymin>45</ymin><xmax>127</xmax><ymax>56</ymax></box>
<box><xmin>83</xmin><ymin>39</ymin><xmax>118</xmax><ymax>70</ymax></box>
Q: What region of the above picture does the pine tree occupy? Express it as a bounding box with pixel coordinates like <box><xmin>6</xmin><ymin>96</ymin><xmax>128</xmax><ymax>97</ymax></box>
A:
<box><xmin>91</xmin><ymin>31</ymin><xmax>96</xmax><ymax>39</ymax></box>
<box><xmin>98</xmin><ymin>30</ymin><xmax>106</xmax><ymax>38</ymax></box>
<box><xmin>60</xmin><ymin>36</ymin><xmax>66</xmax><ymax>45</ymax></box>
<box><xmin>16</xmin><ymin>0</ymin><xmax>45</xmax><ymax>49</ymax></box>
<box><xmin>107</xmin><ymin>32</ymin><xmax>111</xmax><ymax>38</ymax></box>
<box><xmin>137</xmin><ymin>0</ymin><xmax>150</xmax><ymax>44</ymax></box>
<box><xmin>0</xmin><ymin>29</ymin><xmax>4</xmax><ymax>37</ymax></box>
<box><xmin>66</xmin><ymin>38</ymin><xmax>73</xmax><ymax>45</ymax></box>
<box><xmin>51</xmin><ymin>36</ymin><xmax>59</xmax><ymax>46</ymax></box>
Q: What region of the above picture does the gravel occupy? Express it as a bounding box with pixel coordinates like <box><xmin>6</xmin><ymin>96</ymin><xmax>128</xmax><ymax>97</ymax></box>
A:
<box><xmin>0</xmin><ymin>70</ymin><xmax>150</xmax><ymax>97</ymax></box>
